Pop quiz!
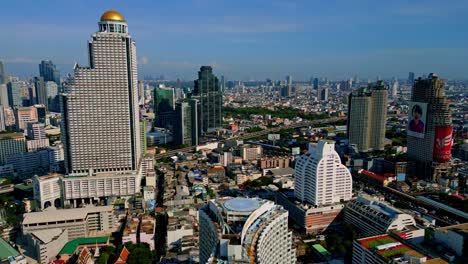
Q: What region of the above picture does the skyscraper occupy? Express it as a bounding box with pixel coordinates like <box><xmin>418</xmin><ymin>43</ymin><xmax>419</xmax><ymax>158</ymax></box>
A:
<box><xmin>318</xmin><ymin>86</ymin><xmax>329</xmax><ymax>101</ymax></box>
<box><xmin>7</xmin><ymin>81</ymin><xmax>23</xmax><ymax>107</ymax></box>
<box><xmin>46</xmin><ymin>81</ymin><xmax>59</xmax><ymax>112</ymax></box>
<box><xmin>193</xmin><ymin>66</ymin><xmax>222</xmax><ymax>134</ymax></box>
<box><xmin>34</xmin><ymin>77</ymin><xmax>47</xmax><ymax>110</ymax></box>
<box><xmin>39</xmin><ymin>60</ymin><xmax>60</xmax><ymax>86</ymax></box>
<box><xmin>392</xmin><ymin>79</ymin><xmax>399</xmax><ymax>99</ymax></box>
<box><xmin>0</xmin><ymin>106</ymin><xmax>5</xmax><ymax>132</ymax></box>
<box><xmin>407</xmin><ymin>73</ymin><xmax>452</xmax><ymax>180</ymax></box>
<box><xmin>313</xmin><ymin>78</ymin><xmax>319</xmax><ymax>90</ymax></box>
<box><xmin>0</xmin><ymin>61</ymin><xmax>6</xmax><ymax>84</ymax></box>
<box><xmin>60</xmin><ymin>10</ymin><xmax>141</xmax><ymax>204</ymax></box>
<box><xmin>408</xmin><ymin>72</ymin><xmax>415</xmax><ymax>84</ymax></box>
<box><xmin>286</xmin><ymin>75</ymin><xmax>292</xmax><ymax>86</ymax></box>
<box><xmin>294</xmin><ymin>141</ymin><xmax>352</xmax><ymax>206</ymax></box>
<box><xmin>174</xmin><ymin>99</ymin><xmax>200</xmax><ymax>146</ymax></box>
<box><xmin>0</xmin><ymin>84</ymin><xmax>8</xmax><ymax>107</ymax></box>
<box><xmin>347</xmin><ymin>81</ymin><xmax>388</xmax><ymax>152</ymax></box>
<box><xmin>153</xmin><ymin>85</ymin><xmax>176</xmax><ymax>129</ymax></box>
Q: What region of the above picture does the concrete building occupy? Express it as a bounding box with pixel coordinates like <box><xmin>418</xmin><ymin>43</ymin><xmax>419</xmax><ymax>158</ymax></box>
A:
<box><xmin>347</xmin><ymin>81</ymin><xmax>388</xmax><ymax>152</ymax></box>
<box><xmin>60</xmin><ymin>10</ymin><xmax>141</xmax><ymax>201</ymax></box>
<box><xmin>241</xmin><ymin>144</ymin><xmax>262</xmax><ymax>161</ymax></box>
<box><xmin>7</xmin><ymin>81</ymin><xmax>23</xmax><ymax>107</ymax></box>
<box><xmin>39</xmin><ymin>60</ymin><xmax>60</xmax><ymax>86</ymax></box>
<box><xmin>433</xmin><ymin>223</ymin><xmax>468</xmax><ymax>257</ymax></box>
<box><xmin>6</xmin><ymin>149</ymin><xmax>50</xmax><ymax>178</ymax></box>
<box><xmin>174</xmin><ymin>99</ymin><xmax>200</xmax><ymax>146</ymax></box>
<box><xmin>22</xmin><ymin>205</ymin><xmax>115</xmax><ymax>240</ymax></box>
<box><xmin>353</xmin><ymin>234</ymin><xmax>447</xmax><ymax>264</ymax></box>
<box><xmin>14</xmin><ymin>106</ymin><xmax>38</xmax><ymax>131</ymax></box>
<box><xmin>34</xmin><ymin>77</ymin><xmax>47</xmax><ymax>110</ymax></box>
<box><xmin>198</xmin><ymin>197</ymin><xmax>296</xmax><ymax>264</ymax></box>
<box><xmin>24</xmin><ymin>228</ymin><xmax>68</xmax><ymax>264</ymax></box>
<box><xmin>33</xmin><ymin>174</ymin><xmax>63</xmax><ymax>209</ymax></box>
<box><xmin>27</xmin><ymin>122</ymin><xmax>46</xmax><ymax>140</ymax></box>
<box><xmin>0</xmin><ymin>106</ymin><xmax>5</xmax><ymax>132</ymax></box>
<box><xmin>344</xmin><ymin>194</ymin><xmax>416</xmax><ymax>237</ymax></box>
<box><xmin>407</xmin><ymin>74</ymin><xmax>452</xmax><ymax>180</ymax></box>
<box><xmin>0</xmin><ymin>133</ymin><xmax>26</xmax><ymax>165</ymax></box>
<box><xmin>294</xmin><ymin>141</ymin><xmax>352</xmax><ymax>206</ymax></box>
<box><xmin>154</xmin><ymin>84</ymin><xmax>176</xmax><ymax>130</ymax></box>
<box><xmin>0</xmin><ymin>84</ymin><xmax>8</xmax><ymax>107</ymax></box>
<box><xmin>318</xmin><ymin>86</ymin><xmax>329</xmax><ymax>101</ymax></box>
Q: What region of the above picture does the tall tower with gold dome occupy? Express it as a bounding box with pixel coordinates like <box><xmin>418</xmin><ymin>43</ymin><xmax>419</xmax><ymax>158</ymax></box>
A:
<box><xmin>60</xmin><ymin>10</ymin><xmax>141</xmax><ymax>205</ymax></box>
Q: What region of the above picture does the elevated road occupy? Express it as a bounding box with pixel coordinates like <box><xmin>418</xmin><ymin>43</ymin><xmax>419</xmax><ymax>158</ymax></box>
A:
<box><xmin>154</xmin><ymin>116</ymin><xmax>346</xmax><ymax>160</ymax></box>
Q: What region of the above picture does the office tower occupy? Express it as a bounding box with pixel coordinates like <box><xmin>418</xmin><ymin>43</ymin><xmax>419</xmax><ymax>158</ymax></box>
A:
<box><xmin>313</xmin><ymin>78</ymin><xmax>319</xmax><ymax>90</ymax></box>
<box><xmin>60</xmin><ymin>10</ymin><xmax>141</xmax><ymax>204</ymax></box>
<box><xmin>174</xmin><ymin>99</ymin><xmax>199</xmax><ymax>146</ymax></box>
<box><xmin>137</xmin><ymin>80</ymin><xmax>144</xmax><ymax>100</ymax></box>
<box><xmin>0</xmin><ymin>106</ymin><xmax>5</xmax><ymax>132</ymax></box>
<box><xmin>7</xmin><ymin>81</ymin><xmax>23</xmax><ymax>107</ymax></box>
<box><xmin>27</xmin><ymin>123</ymin><xmax>46</xmax><ymax>140</ymax></box>
<box><xmin>139</xmin><ymin>119</ymin><xmax>147</xmax><ymax>154</ymax></box>
<box><xmin>45</xmin><ymin>81</ymin><xmax>59</xmax><ymax>112</ymax></box>
<box><xmin>220</xmin><ymin>75</ymin><xmax>225</xmax><ymax>92</ymax></box>
<box><xmin>280</xmin><ymin>85</ymin><xmax>291</xmax><ymax>97</ymax></box>
<box><xmin>34</xmin><ymin>77</ymin><xmax>47</xmax><ymax>110</ymax></box>
<box><xmin>39</xmin><ymin>60</ymin><xmax>60</xmax><ymax>85</ymax></box>
<box><xmin>407</xmin><ymin>73</ymin><xmax>452</xmax><ymax>180</ymax></box>
<box><xmin>408</xmin><ymin>72</ymin><xmax>415</xmax><ymax>84</ymax></box>
<box><xmin>153</xmin><ymin>85</ymin><xmax>176</xmax><ymax>129</ymax></box>
<box><xmin>286</xmin><ymin>75</ymin><xmax>292</xmax><ymax>86</ymax></box>
<box><xmin>318</xmin><ymin>86</ymin><xmax>329</xmax><ymax>101</ymax></box>
<box><xmin>0</xmin><ymin>84</ymin><xmax>8</xmax><ymax>107</ymax></box>
<box><xmin>0</xmin><ymin>61</ymin><xmax>5</xmax><ymax>84</ymax></box>
<box><xmin>392</xmin><ymin>79</ymin><xmax>399</xmax><ymax>98</ymax></box>
<box><xmin>193</xmin><ymin>66</ymin><xmax>222</xmax><ymax>134</ymax></box>
<box><xmin>34</xmin><ymin>104</ymin><xmax>46</xmax><ymax>123</ymax></box>
<box><xmin>294</xmin><ymin>141</ymin><xmax>352</xmax><ymax>206</ymax></box>
<box><xmin>347</xmin><ymin>81</ymin><xmax>388</xmax><ymax>152</ymax></box>
<box><xmin>14</xmin><ymin>107</ymin><xmax>38</xmax><ymax>130</ymax></box>
<box><xmin>199</xmin><ymin>197</ymin><xmax>296</xmax><ymax>264</ymax></box>
<box><xmin>0</xmin><ymin>133</ymin><xmax>26</xmax><ymax>165</ymax></box>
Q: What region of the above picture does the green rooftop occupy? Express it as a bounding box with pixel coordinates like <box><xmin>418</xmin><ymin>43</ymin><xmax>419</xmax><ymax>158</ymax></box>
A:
<box><xmin>312</xmin><ymin>244</ymin><xmax>331</xmax><ymax>257</ymax></box>
<box><xmin>59</xmin><ymin>237</ymin><xmax>109</xmax><ymax>255</ymax></box>
<box><xmin>0</xmin><ymin>238</ymin><xmax>19</xmax><ymax>260</ymax></box>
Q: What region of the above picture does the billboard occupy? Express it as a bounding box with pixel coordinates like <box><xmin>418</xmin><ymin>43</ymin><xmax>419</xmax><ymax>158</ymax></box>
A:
<box><xmin>433</xmin><ymin>126</ymin><xmax>453</xmax><ymax>162</ymax></box>
<box><xmin>268</xmin><ymin>134</ymin><xmax>280</xmax><ymax>141</ymax></box>
<box><xmin>291</xmin><ymin>147</ymin><xmax>300</xmax><ymax>155</ymax></box>
<box><xmin>407</xmin><ymin>102</ymin><xmax>427</xmax><ymax>139</ymax></box>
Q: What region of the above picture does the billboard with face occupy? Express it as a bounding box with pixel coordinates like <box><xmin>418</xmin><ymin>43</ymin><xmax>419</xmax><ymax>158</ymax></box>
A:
<box><xmin>407</xmin><ymin>102</ymin><xmax>427</xmax><ymax>139</ymax></box>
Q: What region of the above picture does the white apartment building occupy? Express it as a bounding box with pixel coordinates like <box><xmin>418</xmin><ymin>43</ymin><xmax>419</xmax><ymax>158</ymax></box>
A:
<box><xmin>294</xmin><ymin>140</ymin><xmax>353</xmax><ymax>206</ymax></box>
<box><xmin>241</xmin><ymin>144</ymin><xmax>262</xmax><ymax>161</ymax></box>
<box><xmin>33</xmin><ymin>174</ymin><xmax>63</xmax><ymax>209</ymax></box>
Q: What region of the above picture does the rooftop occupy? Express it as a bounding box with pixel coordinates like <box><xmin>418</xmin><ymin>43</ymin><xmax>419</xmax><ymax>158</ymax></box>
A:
<box><xmin>0</xmin><ymin>238</ymin><xmax>19</xmax><ymax>260</ymax></box>
<box><xmin>59</xmin><ymin>237</ymin><xmax>109</xmax><ymax>255</ymax></box>
<box><xmin>0</xmin><ymin>133</ymin><xmax>24</xmax><ymax>140</ymax></box>
<box><xmin>30</xmin><ymin>228</ymin><xmax>64</xmax><ymax>244</ymax></box>
<box><xmin>223</xmin><ymin>197</ymin><xmax>260</xmax><ymax>212</ymax></box>
<box><xmin>23</xmin><ymin>205</ymin><xmax>114</xmax><ymax>225</ymax></box>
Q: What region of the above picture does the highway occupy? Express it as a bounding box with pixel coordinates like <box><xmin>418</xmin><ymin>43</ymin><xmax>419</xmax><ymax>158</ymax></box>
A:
<box><xmin>154</xmin><ymin>116</ymin><xmax>346</xmax><ymax>160</ymax></box>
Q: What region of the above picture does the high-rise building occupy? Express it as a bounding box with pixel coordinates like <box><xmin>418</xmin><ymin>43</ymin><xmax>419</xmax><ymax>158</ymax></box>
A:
<box><xmin>313</xmin><ymin>78</ymin><xmax>319</xmax><ymax>90</ymax></box>
<box><xmin>193</xmin><ymin>66</ymin><xmax>222</xmax><ymax>134</ymax></box>
<box><xmin>137</xmin><ymin>80</ymin><xmax>144</xmax><ymax>101</ymax></box>
<box><xmin>0</xmin><ymin>133</ymin><xmax>26</xmax><ymax>165</ymax></box>
<box><xmin>347</xmin><ymin>81</ymin><xmax>388</xmax><ymax>152</ymax></box>
<box><xmin>34</xmin><ymin>77</ymin><xmax>47</xmax><ymax>110</ymax></box>
<box><xmin>407</xmin><ymin>73</ymin><xmax>452</xmax><ymax>180</ymax></box>
<box><xmin>174</xmin><ymin>99</ymin><xmax>199</xmax><ymax>146</ymax></box>
<box><xmin>14</xmin><ymin>106</ymin><xmax>38</xmax><ymax>131</ymax></box>
<box><xmin>39</xmin><ymin>60</ymin><xmax>60</xmax><ymax>86</ymax></box>
<box><xmin>153</xmin><ymin>85</ymin><xmax>176</xmax><ymax>130</ymax></box>
<box><xmin>0</xmin><ymin>61</ymin><xmax>6</xmax><ymax>84</ymax></box>
<box><xmin>408</xmin><ymin>72</ymin><xmax>415</xmax><ymax>84</ymax></box>
<box><xmin>286</xmin><ymin>75</ymin><xmax>292</xmax><ymax>86</ymax></box>
<box><xmin>27</xmin><ymin>123</ymin><xmax>46</xmax><ymax>140</ymax></box>
<box><xmin>0</xmin><ymin>106</ymin><xmax>5</xmax><ymax>132</ymax></box>
<box><xmin>7</xmin><ymin>81</ymin><xmax>23</xmax><ymax>107</ymax></box>
<box><xmin>391</xmin><ymin>79</ymin><xmax>399</xmax><ymax>99</ymax></box>
<box><xmin>294</xmin><ymin>141</ymin><xmax>352</xmax><ymax>206</ymax></box>
<box><xmin>0</xmin><ymin>84</ymin><xmax>8</xmax><ymax>107</ymax></box>
<box><xmin>198</xmin><ymin>197</ymin><xmax>296</xmax><ymax>264</ymax></box>
<box><xmin>60</xmin><ymin>10</ymin><xmax>141</xmax><ymax>203</ymax></box>
<box><xmin>318</xmin><ymin>86</ymin><xmax>329</xmax><ymax>101</ymax></box>
<box><xmin>45</xmin><ymin>81</ymin><xmax>59</xmax><ymax>112</ymax></box>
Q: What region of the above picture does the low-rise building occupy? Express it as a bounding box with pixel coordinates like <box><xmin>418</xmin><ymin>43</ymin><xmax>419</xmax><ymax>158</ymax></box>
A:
<box><xmin>33</xmin><ymin>173</ymin><xmax>63</xmax><ymax>209</ymax></box>
<box><xmin>23</xmin><ymin>228</ymin><xmax>69</xmax><ymax>264</ymax></box>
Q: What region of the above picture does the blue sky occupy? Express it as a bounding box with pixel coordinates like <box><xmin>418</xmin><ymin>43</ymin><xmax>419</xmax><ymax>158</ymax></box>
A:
<box><xmin>1</xmin><ymin>0</ymin><xmax>468</xmax><ymax>80</ymax></box>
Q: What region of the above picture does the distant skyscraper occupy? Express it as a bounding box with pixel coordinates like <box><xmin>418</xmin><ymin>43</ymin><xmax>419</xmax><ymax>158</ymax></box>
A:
<box><xmin>61</xmin><ymin>10</ymin><xmax>140</xmax><ymax>177</ymax></box>
<box><xmin>407</xmin><ymin>73</ymin><xmax>452</xmax><ymax>180</ymax></box>
<box><xmin>313</xmin><ymin>78</ymin><xmax>319</xmax><ymax>90</ymax></box>
<box><xmin>286</xmin><ymin>75</ymin><xmax>292</xmax><ymax>86</ymax></box>
<box><xmin>0</xmin><ymin>84</ymin><xmax>8</xmax><ymax>107</ymax></box>
<box><xmin>318</xmin><ymin>86</ymin><xmax>329</xmax><ymax>101</ymax></box>
<box><xmin>34</xmin><ymin>77</ymin><xmax>47</xmax><ymax>111</ymax></box>
<box><xmin>154</xmin><ymin>85</ymin><xmax>176</xmax><ymax>130</ymax></box>
<box><xmin>39</xmin><ymin>60</ymin><xmax>60</xmax><ymax>86</ymax></box>
<box><xmin>137</xmin><ymin>80</ymin><xmax>144</xmax><ymax>101</ymax></box>
<box><xmin>347</xmin><ymin>81</ymin><xmax>388</xmax><ymax>152</ymax></box>
<box><xmin>174</xmin><ymin>99</ymin><xmax>200</xmax><ymax>146</ymax></box>
<box><xmin>295</xmin><ymin>141</ymin><xmax>353</xmax><ymax>206</ymax></box>
<box><xmin>7</xmin><ymin>81</ymin><xmax>23</xmax><ymax>107</ymax></box>
<box><xmin>0</xmin><ymin>106</ymin><xmax>5</xmax><ymax>132</ymax></box>
<box><xmin>392</xmin><ymin>79</ymin><xmax>399</xmax><ymax>98</ymax></box>
<box><xmin>408</xmin><ymin>72</ymin><xmax>415</xmax><ymax>84</ymax></box>
<box><xmin>193</xmin><ymin>66</ymin><xmax>222</xmax><ymax>133</ymax></box>
<box><xmin>0</xmin><ymin>61</ymin><xmax>6</xmax><ymax>84</ymax></box>
<box><xmin>46</xmin><ymin>81</ymin><xmax>59</xmax><ymax>112</ymax></box>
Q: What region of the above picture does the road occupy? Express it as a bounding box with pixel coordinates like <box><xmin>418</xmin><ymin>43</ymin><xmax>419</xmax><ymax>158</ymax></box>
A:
<box><xmin>154</xmin><ymin>116</ymin><xmax>346</xmax><ymax>160</ymax></box>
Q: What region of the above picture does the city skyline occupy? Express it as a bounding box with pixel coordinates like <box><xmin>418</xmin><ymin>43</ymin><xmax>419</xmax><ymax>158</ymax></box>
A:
<box><xmin>1</xmin><ymin>0</ymin><xmax>468</xmax><ymax>80</ymax></box>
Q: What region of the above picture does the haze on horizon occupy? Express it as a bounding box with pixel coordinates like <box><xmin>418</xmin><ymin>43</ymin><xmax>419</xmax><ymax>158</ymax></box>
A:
<box><xmin>1</xmin><ymin>0</ymin><xmax>468</xmax><ymax>81</ymax></box>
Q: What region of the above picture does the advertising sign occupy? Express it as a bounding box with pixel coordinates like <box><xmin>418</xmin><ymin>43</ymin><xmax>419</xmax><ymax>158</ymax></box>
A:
<box><xmin>433</xmin><ymin>126</ymin><xmax>453</xmax><ymax>162</ymax></box>
<box><xmin>268</xmin><ymin>134</ymin><xmax>280</xmax><ymax>141</ymax></box>
<box><xmin>407</xmin><ymin>102</ymin><xmax>428</xmax><ymax>139</ymax></box>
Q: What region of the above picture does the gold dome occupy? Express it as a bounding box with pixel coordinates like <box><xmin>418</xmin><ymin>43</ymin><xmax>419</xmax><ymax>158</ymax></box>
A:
<box><xmin>100</xmin><ymin>9</ymin><xmax>125</xmax><ymax>22</ymax></box>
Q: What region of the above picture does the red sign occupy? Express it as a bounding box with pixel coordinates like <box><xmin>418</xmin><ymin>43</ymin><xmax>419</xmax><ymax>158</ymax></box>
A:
<box><xmin>433</xmin><ymin>126</ymin><xmax>453</xmax><ymax>162</ymax></box>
